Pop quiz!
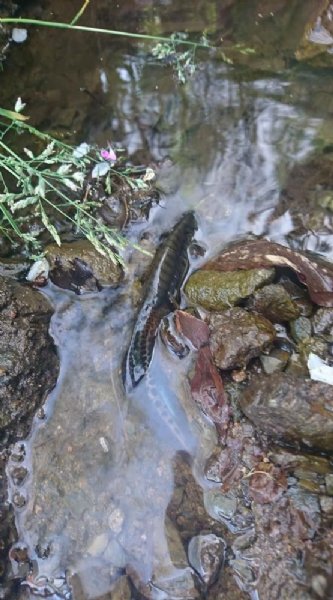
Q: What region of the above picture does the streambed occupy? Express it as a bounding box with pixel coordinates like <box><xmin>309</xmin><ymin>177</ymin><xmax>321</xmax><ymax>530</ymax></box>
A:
<box><xmin>1</xmin><ymin>1</ymin><xmax>333</xmax><ymax>599</ymax></box>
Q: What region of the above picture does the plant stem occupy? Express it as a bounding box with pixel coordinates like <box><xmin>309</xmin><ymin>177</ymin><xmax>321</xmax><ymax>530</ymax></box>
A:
<box><xmin>70</xmin><ymin>0</ymin><xmax>90</xmax><ymax>26</ymax></box>
<box><xmin>0</xmin><ymin>17</ymin><xmax>206</xmax><ymax>47</ymax></box>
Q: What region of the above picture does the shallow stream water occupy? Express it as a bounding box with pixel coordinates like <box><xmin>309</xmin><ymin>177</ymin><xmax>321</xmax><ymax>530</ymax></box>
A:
<box><xmin>2</xmin><ymin>1</ymin><xmax>333</xmax><ymax>598</ymax></box>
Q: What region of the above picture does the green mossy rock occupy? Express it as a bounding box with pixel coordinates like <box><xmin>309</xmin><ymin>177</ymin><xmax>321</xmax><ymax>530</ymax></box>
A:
<box><xmin>185</xmin><ymin>268</ymin><xmax>275</xmax><ymax>311</ymax></box>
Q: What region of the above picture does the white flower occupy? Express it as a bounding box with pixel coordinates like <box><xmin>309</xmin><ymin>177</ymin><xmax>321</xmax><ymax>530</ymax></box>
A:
<box><xmin>14</xmin><ymin>97</ymin><xmax>26</xmax><ymax>113</ymax></box>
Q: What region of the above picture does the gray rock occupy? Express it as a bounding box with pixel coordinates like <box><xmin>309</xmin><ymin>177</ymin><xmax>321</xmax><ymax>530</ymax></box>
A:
<box><xmin>290</xmin><ymin>316</ymin><xmax>312</xmax><ymax>342</ymax></box>
<box><xmin>203</xmin><ymin>489</ymin><xmax>237</xmax><ymax>524</ymax></box>
<box><xmin>312</xmin><ymin>308</ymin><xmax>333</xmax><ymax>342</ymax></box>
<box><xmin>188</xmin><ymin>533</ymin><xmax>226</xmax><ymax>586</ymax></box>
<box><xmin>325</xmin><ymin>474</ymin><xmax>333</xmax><ymax>496</ymax></box>
<box><xmin>260</xmin><ymin>348</ymin><xmax>290</xmax><ymax>374</ymax></box>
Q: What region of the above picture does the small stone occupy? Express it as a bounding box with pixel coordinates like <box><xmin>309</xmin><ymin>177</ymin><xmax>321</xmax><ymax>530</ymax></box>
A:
<box><xmin>325</xmin><ymin>474</ymin><xmax>333</xmax><ymax>496</ymax></box>
<box><xmin>103</xmin><ymin>539</ymin><xmax>126</xmax><ymax>568</ymax></box>
<box><xmin>299</xmin><ymin>336</ymin><xmax>328</xmax><ymax>363</ymax></box>
<box><xmin>232</xmin><ymin>529</ymin><xmax>256</xmax><ymax>552</ymax></box>
<box><xmin>230</xmin><ymin>558</ymin><xmax>255</xmax><ymax>585</ymax></box>
<box><xmin>260</xmin><ymin>348</ymin><xmax>289</xmax><ymax>374</ymax></box>
<box><xmin>109</xmin><ymin>575</ymin><xmax>132</xmax><ymax>600</ymax></box>
<box><xmin>188</xmin><ymin>533</ymin><xmax>226</xmax><ymax>586</ymax></box>
<box><xmin>210</xmin><ymin>308</ymin><xmax>276</xmax><ymax>370</ymax></box>
<box><xmin>312</xmin><ymin>308</ymin><xmax>333</xmax><ymax>342</ymax></box>
<box><xmin>10</xmin><ymin>466</ymin><xmax>28</xmax><ymax>486</ymax></box>
<box><xmin>319</xmin><ymin>496</ymin><xmax>333</xmax><ymax>514</ymax></box>
<box><xmin>203</xmin><ymin>489</ymin><xmax>237</xmax><ymax>524</ymax></box>
<box><xmin>249</xmin><ymin>283</ymin><xmax>300</xmax><ymax>322</ymax></box>
<box><xmin>108</xmin><ymin>506</ymin><xmax>124</xmax><ymax>534</ymax></box>
<box><xmin>12</xmin><ymin>492</ymin><xmax>26</xmax><ymax>508</ymax></box>
<box><xmin>87</xmin><ymin>533</ymin><xmax>109</xmax><ymax>556</ymax></box>
<box><xmin>311</xmin><ymin>574</ymin><xmax>328</xmax><ymax>598</ymax></box>
<box><xmin>231</xmin><ymin>368</ymin><xmax>247</xmax><ymax>382</ymax></box>
<box><xmin>290</xmin><ymin>317</ymin><xmax>312</xmax><ymax>342</ymax></box>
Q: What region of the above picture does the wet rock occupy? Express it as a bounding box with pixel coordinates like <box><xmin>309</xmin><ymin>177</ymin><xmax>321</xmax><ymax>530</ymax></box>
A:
<box><xmin>232</xmin><ymin>529</ymin><xmax>256</xmax><ymax>553</ymax></box>
<box><xmin>286</xmin><ymin>351</ymin><xmax>308</xmax><ymax>377</ymax></box>
<box><xmin>312</xmin><ymin>307</ymin><xmax>333</xmax><ymax>342</ymax></box>
<box><xmin>0</xmin><ymin>257</ymin><xmax>29</xmax><ymax>278</ymax></box>
<box><xmin>298</xmin><ymin>336</ymin><xmax>329</xmax><ymax>363</ymax></box>
<box><xmin>269</xmin><ymin>448</ymin><xmax>332</xmax><ymax>476</ymax></box>
<box><xmin>260</xmin><ymin>348</ymin><xmax>290</xmax><ymax>374</ymax></box>
<box><xmin>45</xmin><ymin>240</ymin><xmax>123</xmax><ymax>293</ymax></box>
<box><xmin>208</xmin><ymin>564</ymin><xmax>250</xmax><ymax>600</ymax></box>
<box><xmin>288</xmin><ymin>488</ymin><xmax>321</xmax><ymax>537</ymax></box>
<box><xmin>289</xmin><ymin>316</ymin><xmax>312</xmax><ymax>342</ymax></box>
<box><xmin>320</xmin><ymin>495</ymin><xmax>333</xmax><ymax>515</ymax></box>
<box><xmin>129</xmin><ymin>563</ymin><xmax>200</xmax><ymax>600</ymax></box>
<box><xmin>9</xmin><ymin>465</ymin><xmax>28</xmax><ymax>486</ymax></box>
<box><xmin>87</xmin><ymin>533</ymin><xmax>109</xmax><ymax>557</ymax></box>
<box><xmin>99</xmin><ymin>195</ymin><xmax>128</xmax><ymax>229</ymax></box>
<box><xmin>209</xmin><ymin>308</ymin><xmax>276</xmax><ymax>370</ymax></box>
<box><xmin>203</xmin><ymin>489</ymin><xmax>237</xmax><ymax>525</ymax></box>
<box><xmin>188</xmin><ymin>533</ymin><xmax>226</xmax><ymax>586</ymax></box>
<box><xmin>325</xmin><ymin>474</ymin><xmax>333</xmax><ymax>496</ymax></box>
<box><xmin>229</xmin><ymin>558</ymin><xmax>256</xmax><ymax>588</ymax></box>
<box><xmin>108</xmin><ymin>505</ymin><xmax>124</xmax><ymax>534</ymax></box>
<box><xmin>184</xmin><ymin>268</ymin><xmax>274</xmax><ymax>311</ymax></box>
<box><xmin>281</xmin><ymin>279</ymin><xmax>314</xmax><ymax>317</ymax></box>
<box><xmin>240</xmin><ymin>373</ymin><xmax>333</xmax><ymax>452</ymax></box>
<box><xmin>0</xmin><ymin>275</ymin><xmax>58</xmax><ymax>442</ymax></box>
<box><xmin>249</xmin><ymin>283</ymin><xmax>300</xmax><ymax>322</ymax></box>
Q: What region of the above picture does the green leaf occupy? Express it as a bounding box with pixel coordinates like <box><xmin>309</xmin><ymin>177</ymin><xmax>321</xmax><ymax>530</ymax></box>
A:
<box><xmin>23</xmin><ymin>147</ymin><xmax>34</xmax><ymax>159</ymax></box>
<box><xmin>57</xmin><ymin>164</ymin><xmax>72</xmax><ymax>175</ymax></box>
<box><xmin>0</xmin><ymin>107</ymin><xmax>29</xmax><ymax>121</ymax></box>
<box><xmin>34</xmin><ymin>177</ymin><xmax>46</xmax><ymax>199</ymax></box>
<box><xmin>11</xmin><ymin>196</ymin><xmax>38</xmax><ymax>212</ymax></box>
<box><xmin>63</xmin><ymin>178</ymin><xmax>78</xmax><ymax>191</ymax></box>
<box><xmin>0</xmin><ymin>203</ymin><xmax>23</xmax><ymax>235</ymax></box>
<box><xmin>39</xmin><ymin>204</ymin><xmax>61</xmax><ymax>246</ymax></box>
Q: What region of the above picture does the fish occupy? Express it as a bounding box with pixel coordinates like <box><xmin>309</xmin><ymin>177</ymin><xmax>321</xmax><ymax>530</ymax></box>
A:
<box><xmin>123</xmin><ymin>211</ymin><xmax>197</xmax><ymax>392</ymax></box>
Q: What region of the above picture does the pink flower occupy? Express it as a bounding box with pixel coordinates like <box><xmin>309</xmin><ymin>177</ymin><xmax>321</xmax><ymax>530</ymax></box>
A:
<box><xmin>100</xmin><ymin>146</ymin><xmax>117</xmax><ymax>162</ymax></box>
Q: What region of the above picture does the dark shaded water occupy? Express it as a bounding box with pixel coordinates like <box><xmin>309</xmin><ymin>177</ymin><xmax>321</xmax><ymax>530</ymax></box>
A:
<box><xmin>2</xmin><ymin>1</ymin><xmax>333</xmax><ymax>598</ymax></box>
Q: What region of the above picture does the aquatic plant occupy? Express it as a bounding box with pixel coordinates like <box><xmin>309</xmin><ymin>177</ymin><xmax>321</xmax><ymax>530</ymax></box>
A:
<box><xmin>0</xmin><ymin>105</ymin><xmax>152</xmax><ymax>263</ymax></box>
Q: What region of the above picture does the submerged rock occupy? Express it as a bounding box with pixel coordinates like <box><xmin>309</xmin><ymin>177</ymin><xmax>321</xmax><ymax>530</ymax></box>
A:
<box><xmin>240</xmin><ymin>373</ymin><xmax>333</xmax><ymax>452</ymax></box>
<box><xmin>188</xmin><ymin>533</ymin><xmax>226</xmax><ymax>587</ymax></box>
<box><xmin>184</xmin><ymin>268</ymin><xmax>274</xmax><ymax>311</ymax></box>
<box><xmin>209</xmin><ymin>308</ymin><xmax>276</xmax><ymax>370</ymax></box>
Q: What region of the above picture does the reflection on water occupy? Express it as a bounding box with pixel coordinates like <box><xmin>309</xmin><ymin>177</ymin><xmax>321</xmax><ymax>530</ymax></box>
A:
<box><xmin>3</xmin><ymin>0</ymin><xmax>333</xmax><ymax>597</ymax></box>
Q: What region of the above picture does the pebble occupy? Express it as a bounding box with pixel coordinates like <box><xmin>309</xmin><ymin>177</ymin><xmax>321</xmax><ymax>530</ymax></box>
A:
<box><xmin>188</xmin><ymin>533</ymin><xmax>226</xmax><ymax>586</ymax></box>
<box><xmin>203</xmin><ymin>489</ymin><xmax>237</xmax><ymax>523</ymax></box>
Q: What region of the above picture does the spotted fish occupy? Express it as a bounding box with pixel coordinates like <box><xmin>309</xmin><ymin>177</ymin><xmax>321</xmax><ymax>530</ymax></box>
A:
<box><xmin>123</xmin><ymin>211</ymin><xmax>197</xmax><ymax>392</ymax></box>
